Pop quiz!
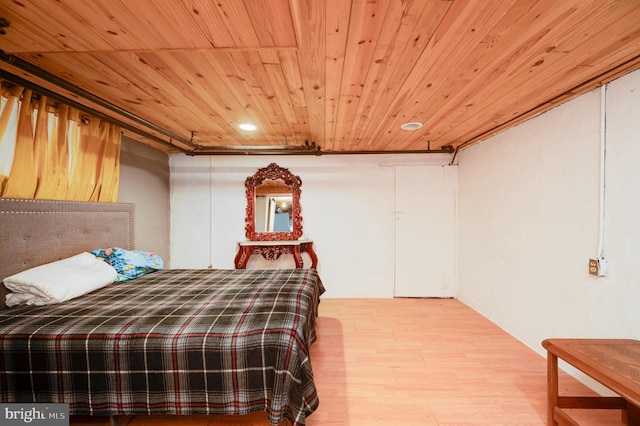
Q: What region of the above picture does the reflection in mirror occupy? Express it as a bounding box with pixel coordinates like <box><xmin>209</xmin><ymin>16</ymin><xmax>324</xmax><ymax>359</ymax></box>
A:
<box><xmin>255</xmin><ymin>179</ymin><xmax>293</xmax><ymax>232</ymax></box>
<box><xmin>245</xmin><ymin>163</ymin><xmax>303</xmax><ymax>241</ymax></box>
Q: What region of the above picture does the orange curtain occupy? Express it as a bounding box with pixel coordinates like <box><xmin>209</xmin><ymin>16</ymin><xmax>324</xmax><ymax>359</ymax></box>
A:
<box><xmin>2</xmin><ymin>89</ymin><xmax>37</xmax><ymax>198</ymax></box>
<box><xmin>36</xmin><ymin>103</ymin><xmax>70</xmax><ymax>199</ymax></box>
<box><xmin>33</xmin><ymin>96</ymin><xmax>57</xmax><ymax>199</ymax></box>
<box><xmin>68</xmin><ymin>116</ymin><xmax>98</xmax><ymax>201</ymax></box>
<box><xmin>0</xmin><ymin>84</ymin><xmax>121</xmax><ymax>202</ymax></box>
<box><xmin>0</xmin><ymin>85</ymin><xmax>22</xmax><ymax>193</ymax></box>
<box><xmin>94</xmin><ymin>121</ymin><xmax>121</xmax><ymax>202</ymax></box>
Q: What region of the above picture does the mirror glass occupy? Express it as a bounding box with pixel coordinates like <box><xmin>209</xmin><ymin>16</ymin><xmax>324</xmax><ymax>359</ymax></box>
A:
<box><xmin>254</xmin><ymin>180</ymin><xmax>293</xmax><ymax>232</ymax></box>
<box><xmin>244</xmin><ymin>163</ymin><xmax>303</xmax><ymax>241</ymax></box>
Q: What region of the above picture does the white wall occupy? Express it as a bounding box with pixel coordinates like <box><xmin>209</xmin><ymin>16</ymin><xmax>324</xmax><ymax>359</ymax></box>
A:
<box><xmin>118</xmin><ymin>136</ymin><xmax>170</xmax><ymax>263</ymax></box>
<box><xmin>169</xmin><ymin>69</ymin><xmax>640</xmax><ymax>389</ymax></box>
<box><xmin>170</xmin><ymin>154</ymin><xmax>456</xmax><ymax>298</ymax></box>
<box><xmin>457</xmin><ymin>69</ymin><xmax>640</xmax><ymax>360</ymax></box>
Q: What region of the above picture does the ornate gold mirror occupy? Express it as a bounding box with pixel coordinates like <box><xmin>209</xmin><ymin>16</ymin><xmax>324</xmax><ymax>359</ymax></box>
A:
<box><xmin>244</xmin><ymin>163</ymin><xmax>303</xmax><ymax>241</ymax></box>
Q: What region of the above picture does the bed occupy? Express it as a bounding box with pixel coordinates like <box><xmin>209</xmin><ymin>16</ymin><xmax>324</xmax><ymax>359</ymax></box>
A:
<box><xmin>0</xmin><ymin>198</ymin><xmax>324</xmax><ymax>426</ymax></box>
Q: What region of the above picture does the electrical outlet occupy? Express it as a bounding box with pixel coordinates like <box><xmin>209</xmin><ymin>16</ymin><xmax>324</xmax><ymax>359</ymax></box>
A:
<box><xmin>589</xmin><ymin>258</ymin><xmax>607</xmax><ymax>277</ymax></box>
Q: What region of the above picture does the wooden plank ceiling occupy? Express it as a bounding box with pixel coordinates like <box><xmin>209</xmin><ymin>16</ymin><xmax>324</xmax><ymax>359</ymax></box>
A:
<box><xmin>0</xmin><ymin>0</ymin><xmax>639</xmax><ymax>154</ymax></box>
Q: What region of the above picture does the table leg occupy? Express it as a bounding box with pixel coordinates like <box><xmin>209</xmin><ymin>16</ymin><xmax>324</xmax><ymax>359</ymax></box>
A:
<box><xmin>303</xmin><ymin>243</ymin><xmax>318</xmax><ymax>268</ymax></box>
<box><xmin>625</xmin><ymin>403</ymin><xmax>640</xmax><ymax>426</ymax></box>
<box><xmin>547</xmin><ymin>351</ymin><xmax>559</xmax><ymax>426</ymax></box>
<box><xmin>235</xmin><ymin>246</ymin><xmax>251</xmax><ymax>269</ymax></box>
<box><xmin>234</xmin><ymin>246</ymin><xmax>243</xmax><ymax>269</ymax></box>
<box><xmin>292</xmin><ymin>246</ymin><xmax>303</xmax><ymax>268</ymax></box>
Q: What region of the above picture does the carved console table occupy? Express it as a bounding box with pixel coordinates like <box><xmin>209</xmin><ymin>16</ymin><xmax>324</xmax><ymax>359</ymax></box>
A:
<box><xmin>234</xmin><ymin>240</ymin><xmax>318</xmax><ymax>269</ymax></box>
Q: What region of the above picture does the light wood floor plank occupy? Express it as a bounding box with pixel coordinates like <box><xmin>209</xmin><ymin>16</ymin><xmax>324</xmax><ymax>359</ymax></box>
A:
<box><xmin>71</xmin><ymin>298</ymin><xmax>622</xmax><ymax>425</ymax></box>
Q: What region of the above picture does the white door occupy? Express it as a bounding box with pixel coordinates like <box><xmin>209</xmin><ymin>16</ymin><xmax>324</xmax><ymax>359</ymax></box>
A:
<box><xmin>394</xmin><ymin>165</ymin><xmax>456</xmax><ymax>298</ymax></box>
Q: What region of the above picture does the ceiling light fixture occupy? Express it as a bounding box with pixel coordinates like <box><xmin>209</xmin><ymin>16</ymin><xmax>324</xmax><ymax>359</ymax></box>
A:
<box><xmin>400</xmin><ymin>122</ymin><xmax>423</xmax><ymax>131</ymax></box>
<box><xmin>238</xmin><ymin>122</ymin><xmax>257</xmax><ymax>131</ymax></box>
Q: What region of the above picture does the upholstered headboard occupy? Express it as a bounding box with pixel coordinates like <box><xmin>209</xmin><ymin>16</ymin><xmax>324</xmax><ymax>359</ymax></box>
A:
<box><xmin>0</xmin><ymin>198</ymin><xmax>135</xmax><ymax>309</ymax></box>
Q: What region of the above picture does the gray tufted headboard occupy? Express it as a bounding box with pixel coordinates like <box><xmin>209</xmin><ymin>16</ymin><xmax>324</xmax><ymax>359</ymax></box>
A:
<box><xmin>0</xmin><ymin>198</ymin><xmax>135</xmax><ymax>309</ymax></box>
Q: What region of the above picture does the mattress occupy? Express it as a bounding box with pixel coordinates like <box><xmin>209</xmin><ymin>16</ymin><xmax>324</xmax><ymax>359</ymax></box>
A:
<box><xmin>0</xmin><ymin>268</ymin><xmax>325</xmax><ymax>425</ymax></box>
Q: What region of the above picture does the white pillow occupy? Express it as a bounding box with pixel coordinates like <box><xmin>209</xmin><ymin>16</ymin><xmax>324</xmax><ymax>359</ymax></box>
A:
<box><xmin>4</xmin><ymin>252</ymin><xmax>117</xmax><ymax>307</ymax></box>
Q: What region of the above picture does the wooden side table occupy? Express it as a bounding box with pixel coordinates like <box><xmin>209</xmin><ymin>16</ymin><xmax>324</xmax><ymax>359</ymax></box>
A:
<box><xmin>542</xmin><ymin>338</ymin><xmax>640</xmax><ymax>425</ymax></box>
<box><xmin>234</xmin><ymin>240</ymin><xmax>318</xmax><ymax>269</ymax></box>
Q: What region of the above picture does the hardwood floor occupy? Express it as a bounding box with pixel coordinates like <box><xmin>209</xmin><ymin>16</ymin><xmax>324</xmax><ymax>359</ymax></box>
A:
<box><xmin>71</xmin><ymin>298</ymin><xmax>622</xmax><ymax>425</ymax></box>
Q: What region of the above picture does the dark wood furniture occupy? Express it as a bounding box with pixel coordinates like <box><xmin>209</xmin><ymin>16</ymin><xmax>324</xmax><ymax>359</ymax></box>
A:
<box><xmin>234</xmin><ymin>240</ymin><xmax>318</xmax><ymax>269</ymax></box>
<box><xmin>237</xmin><ymin>163</ymin><xmax>319</xmax><ymax>269</ymax></box>
<box><xmin>542</xmin><ymin>338</ymin><xmax>640</xmax><ymax>426</ymax></box>
<box><xmin>244</xmin><ymin>163</ymin><xmax>303</xmax><ymax>241</ymax></box>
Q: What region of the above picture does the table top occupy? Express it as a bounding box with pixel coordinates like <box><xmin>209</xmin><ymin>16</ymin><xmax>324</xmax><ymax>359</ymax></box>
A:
<box><xmin>238</xmin><ymin>239</ymin><xmax>312</xmax><ymax>246</ymax></box>
<box><xmin>542</xmin><ymin>338</ymin><xmax>640</xmax><ymax>407</ymax></box>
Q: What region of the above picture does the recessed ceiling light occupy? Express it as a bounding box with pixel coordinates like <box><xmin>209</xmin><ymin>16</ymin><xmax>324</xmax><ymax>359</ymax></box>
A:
<box><xmin>238</xmin><ymin>122</ymin><xmax>257</xmax><ymax>131</ymax></box>
<box><xmin>400</xmin><ymin>122</ymin><xmax>423</xmax><ymax>131</ymax></box>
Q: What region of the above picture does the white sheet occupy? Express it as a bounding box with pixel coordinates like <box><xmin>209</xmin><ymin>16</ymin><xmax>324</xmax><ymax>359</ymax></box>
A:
<box><xmin>4</xmin><ymin>252</ymin><xmax>117</xmax><ymax>307</ymax></box>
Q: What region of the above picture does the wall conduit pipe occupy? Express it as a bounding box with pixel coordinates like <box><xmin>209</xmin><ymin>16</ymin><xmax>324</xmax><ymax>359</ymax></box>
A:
<box><xmin>597</xmin><ymin>84</ymin><xmax>607</xmax><ymax>260</ymax></box>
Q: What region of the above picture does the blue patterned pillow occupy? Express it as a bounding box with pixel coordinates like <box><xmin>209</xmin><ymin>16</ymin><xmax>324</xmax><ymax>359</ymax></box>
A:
<box><xmin>92</xmin><ymin>247</ymin><xmax>163</xmax><ymax>282</ymax></box>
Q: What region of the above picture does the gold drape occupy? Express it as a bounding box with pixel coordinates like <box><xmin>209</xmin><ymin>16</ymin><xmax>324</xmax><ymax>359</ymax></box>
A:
<box><xmin>0</xmin><ymin>85</ymin><xmax>121</xmax><ymax>202</ymax></box>
<box><xmin>33</xmin><ymin>96</ymin><xmax>57</xmax><ymax>199</ymax></box>
<box><xmin>99</xmin><ymin>123</ymin><xmax>121</xmax><ymax>202</ymax></box>
<box><xmin>68</xmin><ymin>115</ymin><xmax>97</xmax><ymax>201</ymax></box>
<box><xmin>0</xmin><ymin>86</ymin><xmax>22</xmax><ymax>193</ymax></box>
<box><xmin>3</xmin><ymin>89</ymin><xmax>37</xmax><ymax>198</ymax></box>
<box><xmin>93</xmin><ymin>121</ymin><xmax>121</xmax><ymax>202</ymax></box>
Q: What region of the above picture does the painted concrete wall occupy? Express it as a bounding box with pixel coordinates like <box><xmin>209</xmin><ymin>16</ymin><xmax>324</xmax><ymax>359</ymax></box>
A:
<box><xmin>118</xmin><ymin>136</ymin><xmax>170</xmax><ymax>263</ymax></box>
<box><xmin>457</xmin><ymin>69</ymin><xmax>640</xmax><ymax>363</ymax></box>
<box><xmin>170</xmin><ymin>154</ymin><xmax>456</xmax><ymax>298</ymax></box>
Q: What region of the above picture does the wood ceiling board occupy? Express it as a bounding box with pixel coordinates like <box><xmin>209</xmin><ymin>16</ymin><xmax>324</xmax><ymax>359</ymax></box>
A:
<box><xmin>360</xmin><ymin>0</ymin><xmax>516</xmax><ymax>151</ymax></box>
<box><xmin>290</xmin><ymin>0</ymin><xmax>326</xmax><ymax>149</ymax></box>
<box><xmin>390</xmin><ymin>0</ymin><xmax>575</xmax><ymax>148</ymax></box>
<box><xmin>429</xmin><ymin>5</ymin><xmax>640</xmax><ymax>147</ymax></box>
<box><xmin>324</xmin><ymin>0</ymin><xmax>351</xmax><ymax>151</ymax></box>
<box><xmin>1</xmin><ymin>0</ymin><xmax>639</xmax><ymax>154</ymax></box>
<box><xmin>276</xmin><ymin>50</ymin><xmax>306</xmax><ymax>106</ymax></box>
<box><xmin>228</xmin><ymin>50</ymin><xmax>290</xmax><ymax>138</ymax></box>
<box><xmin>242</xmin><ymin>0</ymin><xmax>298</xmax><ymax>48</ymax></box>
<box><xmin>264</xmin><ymin>62</ymin><xmax>302</xmax><ymax>139</ymax></box>
<box><xmin>331</xmin><ymin>0</ymin><xmax>391</xmax><ymax>150</ymax></box>
<box><xmin>383</xmin><ymin>0</ymin><xmax>640</xmax><ymax>150</ymax></box>
<box><xmin>349</xmin><ymin>0</ymin><xmax>453</xmax><ymax>151</ymax></box>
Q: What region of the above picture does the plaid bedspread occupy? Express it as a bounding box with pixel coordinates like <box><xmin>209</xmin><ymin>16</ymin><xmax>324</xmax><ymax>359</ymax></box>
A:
<box><xmin>0</xmin><ymin>268</ymin><xmax>325</xmax><ymax>425</ymax></box>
